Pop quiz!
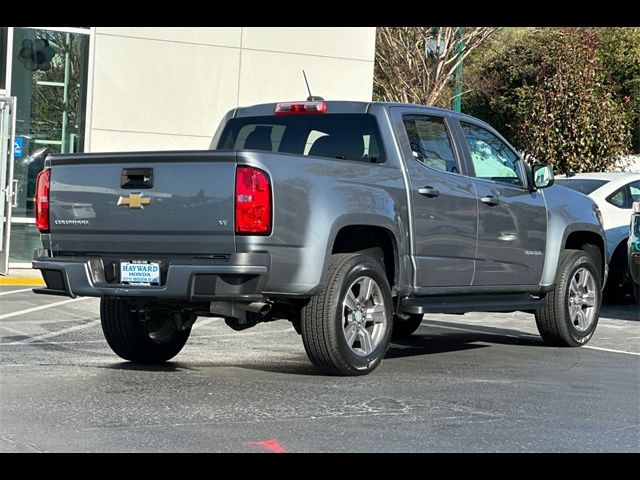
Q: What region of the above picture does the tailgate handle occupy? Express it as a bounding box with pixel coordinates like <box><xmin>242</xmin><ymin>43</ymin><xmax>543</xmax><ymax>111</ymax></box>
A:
<box><xmin>121</xmin><ymin>168</ymin><xmax>154</xmax><ymax>189</ymax></box>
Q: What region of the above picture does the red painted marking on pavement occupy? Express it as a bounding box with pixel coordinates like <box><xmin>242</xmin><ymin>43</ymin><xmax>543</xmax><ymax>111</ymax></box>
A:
<box><xmin>244</xmin><ymin>439</ymin><xmax>287</xmax><ymax>453</ymax></box>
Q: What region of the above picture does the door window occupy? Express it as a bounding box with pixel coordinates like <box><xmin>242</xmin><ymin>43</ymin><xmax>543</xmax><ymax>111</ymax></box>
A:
<box><xmin>402</xmin><ymin>115</ymin><xmax>460</xmax><ymax>174</ymax></box>
<box><xmin>461</xmin><ymin>122</ymin><xmax>525</xmax><ymax>187</ymax></box>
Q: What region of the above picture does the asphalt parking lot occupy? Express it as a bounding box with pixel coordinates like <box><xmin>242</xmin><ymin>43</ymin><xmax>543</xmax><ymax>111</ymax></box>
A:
<box><xmin>0</xmin><ymin>285</ymin><xmax>638</xmax><ymax>452</ymax></box>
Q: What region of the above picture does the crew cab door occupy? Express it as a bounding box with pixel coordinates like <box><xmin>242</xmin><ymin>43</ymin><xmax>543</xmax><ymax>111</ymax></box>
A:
<box><xmin>391</xmin><ymin>108</ymin><xmax>477</xmax><ymax>288</ymax></box>
<box><xmin>453</xmin><ymin>119</ymin><xmax>547</xmax><ymax>286</ymax></box>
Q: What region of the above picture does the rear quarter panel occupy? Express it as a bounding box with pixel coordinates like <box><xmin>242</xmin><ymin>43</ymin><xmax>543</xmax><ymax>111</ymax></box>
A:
<box><xmin>234</xmin><ymin>151</ymin><xmax>408</xmax><ymax>296</ymax></box>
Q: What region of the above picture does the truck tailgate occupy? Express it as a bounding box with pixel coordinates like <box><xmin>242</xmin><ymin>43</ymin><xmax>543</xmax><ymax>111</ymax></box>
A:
<box><xmin>47</xmin><ymin>151</ymin><xmax>237</xmax><ymax>255</ymax></box>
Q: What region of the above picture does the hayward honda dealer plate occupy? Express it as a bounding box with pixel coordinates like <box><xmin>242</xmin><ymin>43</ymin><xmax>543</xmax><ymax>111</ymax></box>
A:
<box><xmin>120</xmin><ymin>260</ymin><xmax>161</xmax><ymax>286</ymax></box>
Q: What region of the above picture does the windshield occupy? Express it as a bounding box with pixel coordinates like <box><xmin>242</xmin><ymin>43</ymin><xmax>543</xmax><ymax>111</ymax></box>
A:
<box><xmin>554</xmin><ymin>178</ymin><xmax>607</xmax><ymax>195</ymax></box>
<box><xmin>217</xmin><ymin>114</ymin><xmax>386</xmax><ymax>163</ymax></box>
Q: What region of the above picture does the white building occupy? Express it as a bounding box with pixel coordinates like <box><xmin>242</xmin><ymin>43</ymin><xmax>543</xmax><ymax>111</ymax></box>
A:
<box><xmin>0</xmin><ymin>27</ymin><xmax>377</xmax><ymax>272</ymax></box>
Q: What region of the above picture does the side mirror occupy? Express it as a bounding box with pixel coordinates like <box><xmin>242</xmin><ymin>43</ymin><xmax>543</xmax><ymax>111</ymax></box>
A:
<box><xmin>532</xmin><ymin>164</ymin><xmax>554</xmax><ymax>189</ymax></box>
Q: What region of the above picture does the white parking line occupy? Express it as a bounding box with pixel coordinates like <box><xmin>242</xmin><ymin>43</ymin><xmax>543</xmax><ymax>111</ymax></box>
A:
<box><xmin>0</xmin><ymin>297</ymin><xmax>93</xmax><ymax>321</ymax></box>
<box><xmin>0</xmin><ymin>288</ymin><xmax>33</xmax><ymax>296</ymax></box>
<box><xmin>583</xmin><ymin>345</ymin><xmax>640</xmax><ymax>356</ymax></box>
<box><xmin>0</xmin><ymin>323</ymin><xmax>32</xmax><ymax>337</ymax></box>
<box><xmin>6</xmin><ymin>339</ymin><xmax>105</xmax><ymax>345</ymax></box>
<box><xmin>1</xmin><ymin>319</ymin><xmax>101</xmax><ymax>346</ymax></box>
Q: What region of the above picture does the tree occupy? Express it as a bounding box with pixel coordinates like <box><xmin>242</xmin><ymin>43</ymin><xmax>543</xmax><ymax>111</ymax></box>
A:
<box><xmin>515</xmin><ymin>29</ymin><xmax>632</xmax><ymax>173</ymax></box>
<box><xmin>597</xmin><ymin>28</ymin><xmax>640</xmax><ymax>152</ymax></box>
<box><xmin>464</xmin><ymin>28</ymin><xmax>633</xmax><ymax>173</ymax></box>
<box><xmin>373</xmin><ymin>27</ymin><xmax>498</xmax><ymax>108</ymax></box>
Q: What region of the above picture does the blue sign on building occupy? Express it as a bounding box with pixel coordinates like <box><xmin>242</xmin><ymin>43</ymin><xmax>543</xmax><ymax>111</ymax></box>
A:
<box><xmin>14</xmin><ymin>137</ymin><xmax>23</xmax><ymax>159</ymax></box>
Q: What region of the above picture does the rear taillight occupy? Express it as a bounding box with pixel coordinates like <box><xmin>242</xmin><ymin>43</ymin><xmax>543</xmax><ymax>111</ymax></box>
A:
<box><xmin>35</xmin><ymin>169</ymin><xmax>50</xmax><ymax>233</ymax></box>
<box><xmin>275</xmin><ymin>101</ymin><xmax>326</xmax><ymax>116</ymax></box>
<box><xmin>235</xmin><ymin>166</ymin><xmax>272</xmax><ymax>235</ymax></box>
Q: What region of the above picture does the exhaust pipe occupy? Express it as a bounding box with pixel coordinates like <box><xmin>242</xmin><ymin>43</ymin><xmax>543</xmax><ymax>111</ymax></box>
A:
<box><xmin>238</xmin><ymin>301</ymin><xmax>272</xmax><ymax>316</ymax></box>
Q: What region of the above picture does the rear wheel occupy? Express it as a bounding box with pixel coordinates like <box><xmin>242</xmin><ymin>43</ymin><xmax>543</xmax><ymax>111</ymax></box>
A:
<box><xmin>100</xmin><ymin>298</ymin><xmax>192</xmax><ymax>362</ymax></box>
<box><xmin>300</xmin><ymin>253</ymin><xmax>393</xmax><ymax>376</ymax></box>
<box><xmin>535</xmin><ymin>249</ymin><xmax>601</xmax><ymax>347</ymax></box>
<box><xmin>391</xmin><ymin>313</ymin><xmax>423</xmax><ymax>339</ymax></box>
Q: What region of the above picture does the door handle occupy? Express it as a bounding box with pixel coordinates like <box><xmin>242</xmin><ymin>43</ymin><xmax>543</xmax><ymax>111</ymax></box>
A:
<box><xmin>418</xmin><ymin>186</ymin><xmax>440</xmax><ymax>198</ymax></box>
<box><xmin>480</xmin><ymin>195</ymin><xmax>499</xmax><ymax>206</ymax></box>
<box><xmin>121</xmin><ymin>168</ymin><xmax>154</xmax><ymax>189</ymax></box>
<box><xmin>11</xmin><ymin>179</ymin><xmax>19</xmax><ymax>208</ymax></box>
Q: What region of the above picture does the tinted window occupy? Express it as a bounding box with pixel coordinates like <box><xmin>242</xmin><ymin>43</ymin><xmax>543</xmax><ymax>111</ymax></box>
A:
<box><xmin>218</xmin><ymin>114</ymin><xmax>386</xmax><ymax>163</ymax></box>
<box><xmin>461</xmin><ymin>122</ymin><xmax>525</xmax><ymax>187</ymax></box>
<box><xmin>402</xmin><ymin>115</ymin><xmax>460</xmax><ymax>174</ymax></box>
<box><xmin>554</xmin><ymin>179</ymin><xmax>607</xmax><ymax>195</ymax></box>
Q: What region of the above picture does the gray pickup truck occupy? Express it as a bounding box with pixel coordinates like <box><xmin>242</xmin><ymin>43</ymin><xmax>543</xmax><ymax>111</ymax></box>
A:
<box><xmin>32</xmin><ymin>100</ymin><xmax>608</xmax><ymax>376</ymax></box>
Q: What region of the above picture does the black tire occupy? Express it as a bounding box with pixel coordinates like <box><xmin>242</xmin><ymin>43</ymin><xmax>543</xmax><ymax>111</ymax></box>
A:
<box><xmin>634</xmin><ymin>283</ymin><xmax>640</xmax><ymax>305</ymax></box>
<box><xmin>391</xmin><ymin>313</ymin><xmax>423</xmax><ymax>339</ymax></box>
<box><xmin>100</xmin><ymin>298</ymin><xmax>191</xmax><ymax>362</ymax></box>
<box><xmin>603</xmin><ymin>247</ymin><xmax>633</xmax><ymax>304</ymax></box>
<box><xmin>300</xmin><ymin>253</ymin><xmax>393</xmax><ymax>376</ymax></box>
<box><xmin>535</xmin><ymin>249</ymin><xmax>601</xmax><ymax>347</ymax></box>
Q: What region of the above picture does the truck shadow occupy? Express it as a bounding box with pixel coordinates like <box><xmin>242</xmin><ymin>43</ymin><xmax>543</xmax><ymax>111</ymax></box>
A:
<box><xmin>386</xmin><ymin>322</ymin><xmax>544</xmax><ymax>360</ymax></box>
<box><xmin>104</xmin><ymin>359</ymin><xmax>321</xmax><ymax>376</ymax></box>
<box><xmin>599</xmin><ymin>304</ymin><xmax>640</xmax><ymax>322</ymax></box>
<box><xmin>102</xmin><ymin>322</ymin><xmax>544</xmax><ymax>376</ymax></box>
<box><xmin>105</xmin><ymin>362</ymin><xmax>199</xmax><ymax>373</ymax></box>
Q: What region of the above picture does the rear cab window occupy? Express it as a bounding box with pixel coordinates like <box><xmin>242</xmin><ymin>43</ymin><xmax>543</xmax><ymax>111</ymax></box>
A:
<box><xmin>218</xmin><ymin>114</ymin><xmax>386</xmax><ymax>163</ymax></box>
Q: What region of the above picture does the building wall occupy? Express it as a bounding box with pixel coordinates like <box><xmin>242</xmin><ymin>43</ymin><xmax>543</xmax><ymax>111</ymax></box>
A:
<box><xmin>88</xmin><ymin>27</ymin><xmax>376</xmax><ymax>152</ymax></box>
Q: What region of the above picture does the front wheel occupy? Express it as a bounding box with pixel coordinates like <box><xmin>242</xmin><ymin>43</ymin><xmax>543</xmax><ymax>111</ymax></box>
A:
<box><xmin>300</xmin><ymin>253</ymin><xmax>393</xmax><ymax>376</ymax></box>
<box><xmin>101</xmin><ymin>298</ymin><xmax>192</xmax><ymax>362</ymax></box>
<box><xmin>535</xmin><ymin>249</ymin><xmax>601</xmax><ymax>347</ymax></box>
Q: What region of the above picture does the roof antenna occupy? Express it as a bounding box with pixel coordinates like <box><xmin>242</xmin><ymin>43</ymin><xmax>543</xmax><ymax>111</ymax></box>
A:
<box><xmin>303</xmin><ymin>70</ymin><xmax>324</xmax><ymax>101</ymax></box>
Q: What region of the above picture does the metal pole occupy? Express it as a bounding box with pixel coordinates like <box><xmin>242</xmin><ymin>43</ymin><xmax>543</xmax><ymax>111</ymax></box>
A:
<box><xmin>452</xmin><ymin>27</ymin><xmax>465</xmax><ymax>113</ymax></box>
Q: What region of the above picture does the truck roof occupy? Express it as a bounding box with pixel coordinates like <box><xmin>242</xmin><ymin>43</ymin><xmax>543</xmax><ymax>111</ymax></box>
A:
<box><xmin>233</xmin><ymin>100</ymin><xmax>485</xmax><ymax>125</ymax></box>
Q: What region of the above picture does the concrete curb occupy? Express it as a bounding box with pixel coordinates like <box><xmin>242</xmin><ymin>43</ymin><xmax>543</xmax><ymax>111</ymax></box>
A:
<box><xmin>0</xmin><ymin>277</ymin><xmax>45</xmax><ymax>286</ymax></box>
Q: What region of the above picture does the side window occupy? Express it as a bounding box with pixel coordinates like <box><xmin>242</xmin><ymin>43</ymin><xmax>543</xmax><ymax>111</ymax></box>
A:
<box><xmin>607</xmin><ymin>187</ymin><xmax>627</xmax><ymax>208</ymax></box>
<box><xmin>402</xmin><ymin>115</ymin><xmax>460</xmax><ymax>174</ymax></box>
<box><xmin>461</xmin><ymin>122</ymin><xmax>525</xmax><ymax>187</ymax></box>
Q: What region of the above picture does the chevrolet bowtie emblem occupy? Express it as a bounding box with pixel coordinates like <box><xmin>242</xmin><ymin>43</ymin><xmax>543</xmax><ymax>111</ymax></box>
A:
<box><xmin>117</xmin><ymin>193</ymin><xmax>151</xmax><ymax>209</ymax></box>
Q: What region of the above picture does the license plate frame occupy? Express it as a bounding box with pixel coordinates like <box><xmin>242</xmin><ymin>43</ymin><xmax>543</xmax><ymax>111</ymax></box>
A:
<box><xmin>120</xmin><ymin>260</ymin><xmax>161</xmax><ymax>286</ymax></box>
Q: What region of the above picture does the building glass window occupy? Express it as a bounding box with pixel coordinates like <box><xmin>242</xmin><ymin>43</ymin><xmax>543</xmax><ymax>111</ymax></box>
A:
<box><xmin>7</xmin><ymin>27</ymin><xmax>91</xmax><ymax>264</ymax></box>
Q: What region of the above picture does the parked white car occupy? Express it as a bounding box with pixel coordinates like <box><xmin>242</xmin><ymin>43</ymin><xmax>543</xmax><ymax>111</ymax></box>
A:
<box><xmin>555</xmin><ymin>172</ymin><xmax>640</xmax><ymax>302</ymax></box>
